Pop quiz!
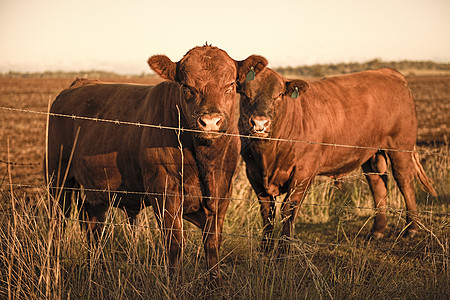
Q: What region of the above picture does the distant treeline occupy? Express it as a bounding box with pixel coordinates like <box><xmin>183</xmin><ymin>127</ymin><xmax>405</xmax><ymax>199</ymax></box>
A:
<box><xmin>275</xmin><ymin>59</ymin><xmax>450</xmax><ymax>77</ymax></box>
<box><xmin>0</xmin><ymin>70</ymin><xmax>152</xmax><ymax>79</ymax></box>
<box><xmin>2</xmin><ymin>60</ymin><xmax>449</xmax><ymax>78</ymax></box>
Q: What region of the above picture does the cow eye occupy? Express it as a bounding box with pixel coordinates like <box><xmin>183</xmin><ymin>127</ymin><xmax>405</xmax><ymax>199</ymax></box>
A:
<box><xmin>275</xmin><ymin>92</ymin><xmax>283</xmax><ymax>100</ymax></box>
<box><xmin>181</xmin><ymin>83</ymin><xmax>189</xmax><ymax>91</ymax></box>
<box><xmin>225</xmin><ymin>82</ymin><xmax>235</xmax><ymax>95</ymax></box>
<box><xmin>181</xmin><ymin>84</ymin><xmax>195</xmax><ymax>100</ymax></box>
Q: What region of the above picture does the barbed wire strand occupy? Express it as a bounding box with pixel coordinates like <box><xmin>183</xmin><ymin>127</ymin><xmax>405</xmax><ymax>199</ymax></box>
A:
<box><xmin>0</xmin><ymin>158</ymin><xmax>42</xmax><ymax>167</ymax></box>
<box><xmin>3</xmin><ymin>181</ymin><xmax>449</xmax><ymax>217</ymax></box>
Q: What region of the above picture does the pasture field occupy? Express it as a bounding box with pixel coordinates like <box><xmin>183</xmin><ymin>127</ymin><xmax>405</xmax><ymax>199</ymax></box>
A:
<box><xmin>0</xmin><ymin>75</ymin><xmax>448</xmax><ymax>299</ymax></box>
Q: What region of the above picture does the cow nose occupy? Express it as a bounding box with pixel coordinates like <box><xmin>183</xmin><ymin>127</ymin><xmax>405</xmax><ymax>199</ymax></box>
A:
<box><xmin>250</xmin><ymin>116</ymin><xmax>271</xmax><ymax>132</ymax></box>
<box><xmin>197</xmin><ymin>114</ymin><xmax>223</xmax><ymax>132</ymax></box>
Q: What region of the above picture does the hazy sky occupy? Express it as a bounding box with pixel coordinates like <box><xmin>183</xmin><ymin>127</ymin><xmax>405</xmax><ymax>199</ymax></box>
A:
<box><xmin>1</xmin><ymin>0</ymin><xmax>449</xmax><ymax>74</ymax></box>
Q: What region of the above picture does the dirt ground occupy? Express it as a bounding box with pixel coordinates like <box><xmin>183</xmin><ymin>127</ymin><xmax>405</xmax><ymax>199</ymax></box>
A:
<box><xmin>406</xmin><ymin>76</ymin><xmax>449</xmax><ymax>144</ymax></box>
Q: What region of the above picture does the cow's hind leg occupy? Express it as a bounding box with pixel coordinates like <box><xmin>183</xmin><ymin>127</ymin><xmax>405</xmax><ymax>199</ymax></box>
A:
<box><xmin>47</xmin><ymin>171</ymin><xmax>80</xmax><ymax>240</ymax></box>
<box><xmin>47</xmin><ymin>174</ymin><xmax>81</xmax><ymax>262</ymax></box>
<box><xmin>47</xmin><ymin>177</ymin><xmax>73</xmax><ymax>217</ymax></box>
<box><xmin>362</xmin><ymin>155</ymin><xmax>388</xmax><ymax>239</ymax></box>
<box><xmin>387</xmin><ymin>150</ymin><xmax>420</xmax><ymax>237</ymax></box>
<box><xmin>46</xmin><ymin>158</ymin><xmax>78</xmax><ymax>220</ymax></box>
<box><xmin>58</xmin><ymin>178</ymin><xmax>80</xmax><ymax>220</ymax></box>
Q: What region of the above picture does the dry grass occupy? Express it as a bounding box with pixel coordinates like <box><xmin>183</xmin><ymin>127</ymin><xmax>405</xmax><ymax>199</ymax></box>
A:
<box><xmin>0</xmin><ymin>76</ymin><xmax>449</xmax><ymax>299</ymax></box>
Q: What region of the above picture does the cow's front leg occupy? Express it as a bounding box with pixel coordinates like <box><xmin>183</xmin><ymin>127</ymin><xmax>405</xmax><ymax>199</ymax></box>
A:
<box><xmin>151</xmin><ymin>195</ymin><xmax>184</xmax><ymax>281</ymax></box>
<box><xmin>202</xmin><ymin>199</ymin><xmax>229</xmax><ymax>285</ymax></box>
<box><xmin>279</xmin><ymin>176</ymin><xmax>313</xmax><ymax>253</ymax></box>
<box><xmin>258</xmin><ymin>194</ymin><xmax>276</xmax><ymax>252</ymax></box>
<box><xmin>246</xmin><ymin>170</ymin><xmax>276</xmax><ymax>252</ymax></box>
<box><xmin>163</xmin><ymin>209</ymin><xmax>184</xmax><ymax>274</ymax></box>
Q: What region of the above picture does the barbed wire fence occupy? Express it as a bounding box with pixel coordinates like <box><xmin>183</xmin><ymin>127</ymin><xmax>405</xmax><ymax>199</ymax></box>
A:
<box><xmin>1</xmin><ymin>105</ymin><xmax>448</xmax><ymax>157</ymax></box>
<box><xmin>1</xmin><ymin>105</ymin><xmax>448</xmax><ymax>225</ymax></box>
<box><xmin>0</xmin><ymin>104</ymin><xmax>448</xmax><ymax>295</ymax></box>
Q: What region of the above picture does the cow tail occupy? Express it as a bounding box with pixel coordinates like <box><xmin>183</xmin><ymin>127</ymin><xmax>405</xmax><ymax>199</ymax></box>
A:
<box><xmin>412</xmin><ymin>148</ymin><xmax>437</xmax><ymax>197</ymax></box>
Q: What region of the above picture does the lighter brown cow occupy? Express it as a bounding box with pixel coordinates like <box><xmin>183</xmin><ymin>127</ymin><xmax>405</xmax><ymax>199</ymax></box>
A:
<box><xmin>46</xmin><ymin>45</ymin><xmax>267</xmax><ymax>282</ymax></box>
<box><xmin>238</xmin><ymin>67</ymin><xmax>437</xmax><ymax>251</ymax></box>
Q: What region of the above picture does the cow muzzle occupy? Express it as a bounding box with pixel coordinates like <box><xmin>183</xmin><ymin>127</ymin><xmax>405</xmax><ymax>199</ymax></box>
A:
<box><xmin>196</xmin><ymin>113</ymin><xmax>226</xmax><ymax>138</ymax></box>
<box><xmin>249</xmin><ymin>116</ymin><xmax>271</xmax><ymax>137</ymax></box>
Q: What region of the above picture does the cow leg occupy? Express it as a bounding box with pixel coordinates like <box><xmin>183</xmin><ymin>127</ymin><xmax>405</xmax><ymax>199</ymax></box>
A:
<box><xmin>183</xmin><ymin>211</ymin><xmax>206</xmax><ymax>229</ymax></box>
<box><xmin>46</xmin><ymin>157</ymin><xmax>78</xmax><ymax>220</ymax></box>
<box><xmin>80</xmin><ymin>196</ymin><xmax>109</xmax><ymax>246</ymax></box>
<box><xmin>48</xmin><ymin>173</ymin><xmax>80</xmax><ymax>258</ymax></box>
<box><xmin>246</xmin><ymin>169</ymin><xmax>276</xmax><ymax>252</ymax></box>
<box><xmin>279</xmin><ymin>176</ymin><xmax>313</xmax><ymax>253</ymax></box>
<box><xmin>49</xmin><ymin>176</ymin><xmax>79</xmax><ymax>220</ymax></box>
<box><xmin>362</xmin><ymin>159</ymin><xmax>388</xmax><ymax>239</ymax></box>
<box><xmin>150</xmin><ymin>196</ymin><xmax>184</xmax><ymax>280</ymax></box>
<box><xmin>163</xmin><ymin>210</ymin><xmax>184</xmax><ymax>276</ymax></box>
<box><xmin>258</xmin><ymin>194</ymin><xmax>276</xmax><ymax>252</ymax></box>
<box><xmin>202</xmin><ymin>199</ymin><xmax>230</xmax><ymax>285</ymax></box>
<box><xmin>387</xmin><ymin>151</ymin><xmax>419</xmax><ymax>237</ymax></box>
<box><xmin>123</xmin><ymin>207</ymin><xmax>140</xmax><ymax>226</ymax></box>
<box><xmin>48</xmin><ymin>172</ymin><xmax>81</xmax><ymax>253</ymax></box>
<box><xmin>203</xmin><ymin>218</ymin><xmax>223</xmax><ymax>284</ymax></box>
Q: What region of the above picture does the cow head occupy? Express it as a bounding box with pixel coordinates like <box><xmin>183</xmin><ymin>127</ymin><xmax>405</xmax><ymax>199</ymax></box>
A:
<box><xmin>238</xmin><ymin>68</ymin><xmax>309</xmax><ymax>138</ymax></box>
<box><xmin>148</xmin><ymin>45</ymin><xmax>267</xmax><ymax>140</ymax></box>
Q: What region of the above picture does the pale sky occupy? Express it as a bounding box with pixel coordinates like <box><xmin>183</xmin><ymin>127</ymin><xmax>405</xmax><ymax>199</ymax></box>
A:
<box><xmin>1</xmin><ymin>0</ymin><xmax>449</xmax><ymax>74</ymax></box>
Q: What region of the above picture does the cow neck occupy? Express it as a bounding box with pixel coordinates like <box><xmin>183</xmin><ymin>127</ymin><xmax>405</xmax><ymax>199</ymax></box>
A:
<box><xmin>172</xmin><ymin>88</ymin><xmax>191</xmax><ymax>133</ymax></box>
<box><xmin>292</xmin><ymin>83</ymin><xmax>332</xmax><ymax>144</ymax></box>
<box><xmin>270</xmin><ymin>95</ymin><xmax>304</xmax><ymax>143</ymax></box>
<box><xmin>160</xmin><ymin>82</ymin><xmax>196</xmax><ymax>151</ymax></box>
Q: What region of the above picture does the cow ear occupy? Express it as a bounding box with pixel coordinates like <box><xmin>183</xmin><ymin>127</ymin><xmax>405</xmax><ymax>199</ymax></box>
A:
<box><xmin>236</xmin><ymin>55</ymin><xmax>268</xmax><ymax>84</ymax></box>
<box><xmin>147</xmin><ymin>55</ymin><xmax>177</xmax><ymax>81</ymax></box>
<box><xmin>285</xmin><ymin>80</ymin><xmax>309</xmax><ymax>99</ymax></box>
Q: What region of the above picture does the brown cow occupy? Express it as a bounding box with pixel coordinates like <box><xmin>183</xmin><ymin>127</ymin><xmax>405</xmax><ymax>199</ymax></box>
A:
<box><xmin>238</xmin><ymin>67</ymin><xmax>437</xmax><ymax>251</ymax></box>
<box><xmin>46</xmin><ymin>45</ymin><xmax>267</xmax><ymax>282</ymax></box>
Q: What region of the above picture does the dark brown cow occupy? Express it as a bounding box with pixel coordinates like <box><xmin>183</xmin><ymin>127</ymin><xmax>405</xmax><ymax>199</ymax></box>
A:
<box><xmin>46</xmin><ymin>45</ymin><xmax>267</xmax><ymax>282</ymax></box>
<box><xmin>238</xmin><ymin>67</ymin><xmax>437</xmax><ymax>250</ymax></box>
